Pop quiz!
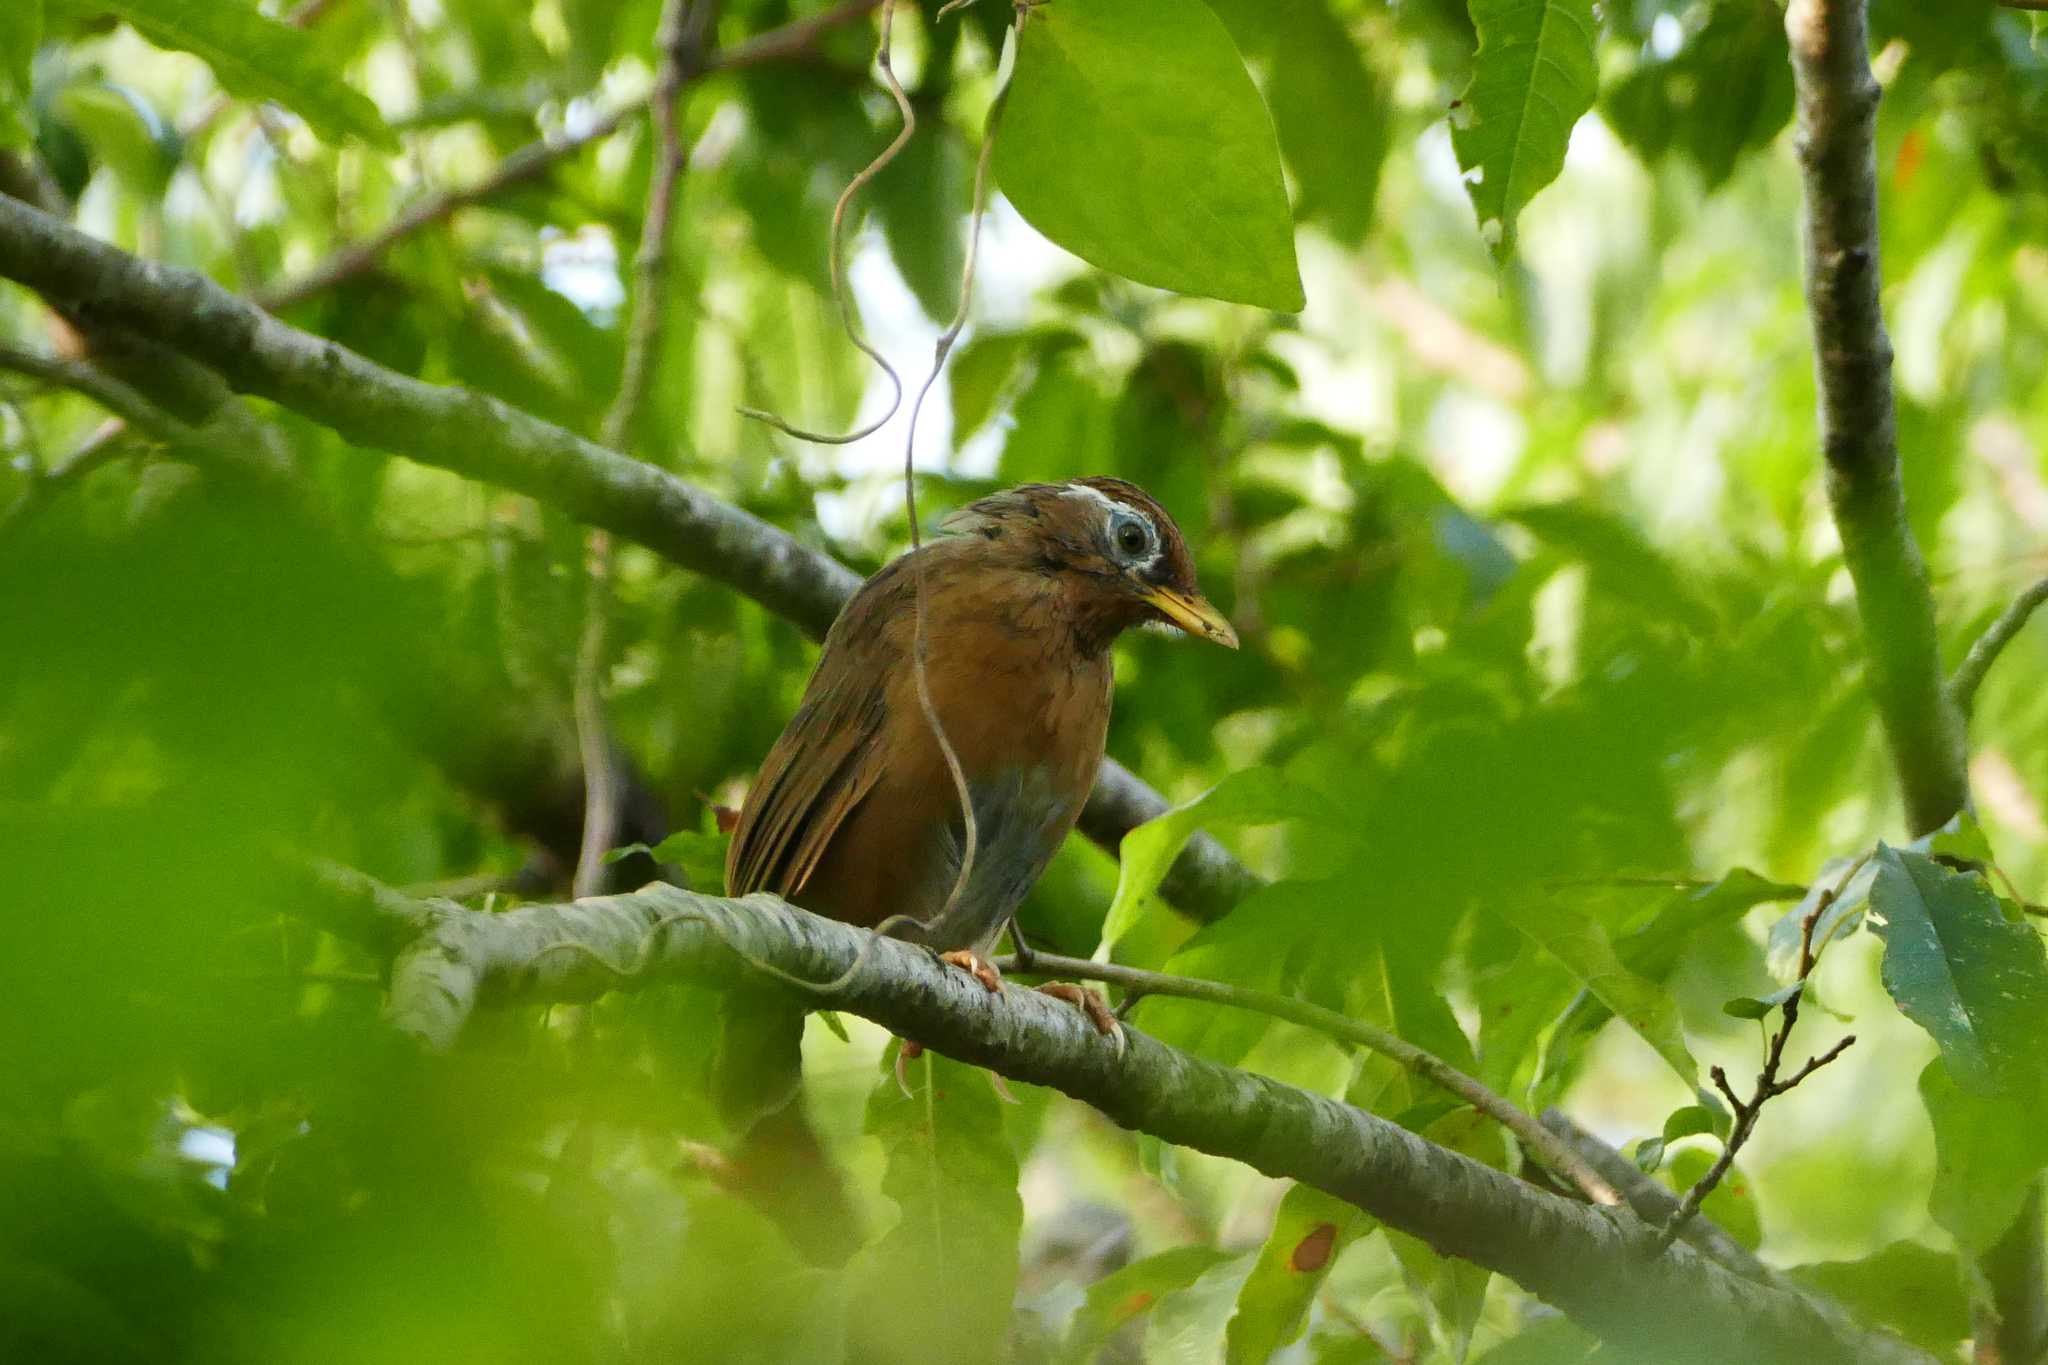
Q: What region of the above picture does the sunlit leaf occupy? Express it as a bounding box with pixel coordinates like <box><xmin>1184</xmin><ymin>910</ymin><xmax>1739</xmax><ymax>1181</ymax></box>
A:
<box><xmin>1449</xmin><ymin>0</ymin><xmax>1597</xmax><ymax>263</ymax></box>
<box><xmin>1144</xmin><ymin>1248</ymin><xmax>1258</xmax><ymax>1361</ymax></box>
<box><xmin>995</xmin><ymin>0</ymin><xmax>1304</xmax><ymax>309</ymax></box>
<box><xmin>1101</xmin><ymin>767</ymin><xmax>1345</xmax><ymax>955</ymax></box>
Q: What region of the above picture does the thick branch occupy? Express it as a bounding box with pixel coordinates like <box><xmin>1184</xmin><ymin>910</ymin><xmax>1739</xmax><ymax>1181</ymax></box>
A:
<box><xmin>1786</xmin><ymin>0</ymin><xmax>1967</xmax><ymax>838</ymax></box>
<box><xmin>358</xmin><ymin>878</ymin><xmax>1931</xmax><ymax>1365</ymax></box>
<box><xmin>0</xmin><ymin>194</ymin><xmax>1252</xmax><ymax>919</ymax></box>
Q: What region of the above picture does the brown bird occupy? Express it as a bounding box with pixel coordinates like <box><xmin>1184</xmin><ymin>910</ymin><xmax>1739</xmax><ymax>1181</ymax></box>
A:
<box><xmin>713</xmin><ymin>477</ymin><xmax>1233</xmax><ymax>1259</ymax></box>
<box><xmin>727</xmin><ymin>475</ymin><xmax>1236</xmax><ymax>1003</ymax></box>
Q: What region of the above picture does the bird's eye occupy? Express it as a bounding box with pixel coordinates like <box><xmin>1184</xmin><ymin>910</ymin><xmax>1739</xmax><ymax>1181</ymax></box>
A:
<box><xmin>1114</xmin><ymin>517</ymin><xmax>1149</xmax><ymax>558</ymax></box>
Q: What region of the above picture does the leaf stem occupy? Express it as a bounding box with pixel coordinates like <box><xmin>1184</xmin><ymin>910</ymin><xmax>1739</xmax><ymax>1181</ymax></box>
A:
<box><xmin>991</xmin><ymin>948</ymin><xmax>1623</xmax><ymax>1208</ymax></box>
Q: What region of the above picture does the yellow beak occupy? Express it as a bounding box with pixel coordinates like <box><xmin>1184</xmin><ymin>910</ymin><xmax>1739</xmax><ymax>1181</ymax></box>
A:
<box><xmin>1139</xmin><ymin>586</ymin><xmax>1240</xmax><ymax>649</ymax></box>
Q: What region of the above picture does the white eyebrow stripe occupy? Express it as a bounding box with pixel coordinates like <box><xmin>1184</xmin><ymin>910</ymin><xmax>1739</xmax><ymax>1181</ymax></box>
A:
<box><xmin>1063</xmin><ymin>483</ymin><xmax>1162</xmax><ymax>570</ymax></box>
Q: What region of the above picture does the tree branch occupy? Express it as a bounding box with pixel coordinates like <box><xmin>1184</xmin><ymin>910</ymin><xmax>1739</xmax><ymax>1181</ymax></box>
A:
<box><xmin>338</xmin><ymin>874</ymin><xmax>1932</xmax><ymax>1365</ymax></box>
<box><xmin>1786</xmin><ymin>0</ymin><xmax>1968</xmax><ymax>839</ymax></box>
<box><xmin>0</xmin><ymin>193</ymin><xmax>1254</xmax><ymax>920</ymax></box>
<box><xmin>1950</xmin><ymin>575</ymin><xmax>2048</xmax><ymax>717</ymax></box>
<box><xmin>1787</xmin><ymin>3</ymin><xmax>2036</xmax><ymax>1349</ymax></box>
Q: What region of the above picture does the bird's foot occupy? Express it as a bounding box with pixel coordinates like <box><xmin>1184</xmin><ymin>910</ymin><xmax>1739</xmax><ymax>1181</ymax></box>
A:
<box><xmin>1035</xmin><ymin>982</ymin><xmax>1125</xmax><ymax>1057</ymax></box>
<box><xmin>938</xmin><ymin>948</ymin><xmax>1003</xmax><ymax>993</ymax></box>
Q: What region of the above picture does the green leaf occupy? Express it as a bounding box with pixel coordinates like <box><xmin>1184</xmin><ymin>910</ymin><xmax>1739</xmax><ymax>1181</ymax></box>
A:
<box><xmin>1662</xmin><ymin>1148</ymin><xmax>1760</xmax><ymax>1251</ymax></box>
<box><xmin>1507</xmin><ymin>895</ymin><xmax>1698</xmax><ymax>1088</ymax></box>
<box><xmin>1101</xmin><ymin>767</ymin><xmax>1344</xmax><ymax>954</ymax></box>
<box><xmin>0</xmin><ymin>0</ymin><xmax>39</xmax><ymax>150</ymax></box>
<box><xmin>945</xmin><ymin>329</ymin><xmax>1039</xmax><ymax>447</ymax></box>
<box><xmin>1868</xmin><ymin>844</ymin><xmax>2048</xmax><ymax>1096</ymax></box>
<box><xmin>1064</xmin><ymin>1246</ymin><xmax>1237</xmax><ymax>1358</ymax></box>
<box><xmin>1449</xmin><ymin>0</ymin><xmax>1598</xmax><ymax>263</ymax></box>
<box><xmin>847</xmin><ymin>1050</ymin><xmax>1022</xmax><ymax>1363</ymax></box>
<box><xmin>1661</xmin><ymin>1104</ymin><xmax>1720</xmax><ymax>1144</ymax></box>
<box><xmin>1632</xmin><ymin>1136</ymin><xmax>1664</xmax><ymax>1173</ymax></box>
<box><xmin>994</xmin><ymin>0</ymin><xmax>1304</xmax><ymax>310</ymax></box>
<box><xmin>54</xmin><ymin>83</ymin><xmax>178</xmax><ymax>198</ymax></box>
<box><xmin>1202</xmin><ymin>0</ymin><xmax>1388</xmax><ymax>242</ymax></box>
<box><xmin>50</xmin><ymin>0</ymin><xmax>395</xmax><ymax>150</ymax></box>
<box><xmin>1225</xmin><ymin>1184</ymin><xmax>1373</xmax><ymax>1364</ymax></box>
<box><xmin>1920</xmin><ymin>1059</ymin><xmax>2048</xmax><ymax>1256</ymax></box>
<box><xmin>1721</xmin><ymin>981</ymin><xmax>1802</xmax><ymax>1021</ymax></box>
<box><xmin>1787</xmin><ymin>1241</ymin><xmax>1970</xmax><ymax>1354</ymax></box>
<box><xmin>650</xmin><ymin>829</ymin><xmax>732</xmax><ymax>894</ymax></box>
<box><xmin>1766</xmin><ymin>852</ymin><xmax>1877</xmax><ymax>975</ymax></box>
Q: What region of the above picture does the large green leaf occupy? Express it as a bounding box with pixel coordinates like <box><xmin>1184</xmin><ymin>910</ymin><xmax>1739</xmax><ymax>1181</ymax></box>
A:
<box><xmin>994</xmin><ymin>0</ymin><xmax>1304</xmax><ymax>310</ymax></box>
<box><xmin>1920</xmin><ymin>1059</ymin><xmax>2048</xmax><ymax>1256</ymax></box>
<box><xmin>0</xmin><ymin>0</ymin><xmax>38</xmax><ymax>150</ymax></box>
<box><xmin>1224</xmin><ymin>1183</ymin><xmax>1373</xmax><ymax>1364</ymax></box>
<box><xmin>1449</xmin><ymin>0</ymin><xmax>1598</xmax><ymax>263</ymax></box>
<box><xmin>1201</xmin><ymin>0</ymin><xmax>1387</xmax><ymax>243</ymax></box>
<box><xmin>1100</xmin><ymin>767</ymin><xmax>1345</xmax><ymax>954</ymax></box>
<box><xmin>1868</xmin><ymin>844</ymin><xmax>2048</xmax><ymax>1096</ymax></box>
<box><xmin>847</xmin><ymin>1050</ymin><xmax>1022</xmax><ymax>1363</ymax></box>
<box><xmin>50</xmin><ymin>0</ymin><xmax>395</xmax><ymax>149</ymax></box>
<box><xmin>1505</xmin><ymin>895</ymin><xmax>1697</xmax><ymax>1088</ymax></box>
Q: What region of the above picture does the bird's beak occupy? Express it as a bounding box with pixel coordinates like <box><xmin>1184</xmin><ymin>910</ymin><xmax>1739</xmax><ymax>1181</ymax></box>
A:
<box><xmin>1139</xmin><ymin>586</ymin><xmax>1240</xmax><ymax>649</ymax></box>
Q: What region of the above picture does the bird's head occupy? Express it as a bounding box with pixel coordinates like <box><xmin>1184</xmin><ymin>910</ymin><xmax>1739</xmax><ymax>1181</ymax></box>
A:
<box><xmin>943</xmin><ymin>476</ymin><xmax>1239</xmax><ymax>650</ymax></box>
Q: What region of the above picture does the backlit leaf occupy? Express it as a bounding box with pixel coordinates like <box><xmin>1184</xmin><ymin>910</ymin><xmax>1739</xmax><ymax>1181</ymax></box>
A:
<box><xmin>995</xmin><ymin>0</ymin><xmax>1304</xmax><ymax>310</ymax></box>
<box><xmin>1450</xmin><ymin>0</ymin><xmax>1597</xmax><ymax>263</ymax></box>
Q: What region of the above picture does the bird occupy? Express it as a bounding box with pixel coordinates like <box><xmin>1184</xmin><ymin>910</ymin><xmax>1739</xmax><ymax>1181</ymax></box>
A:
<box><xmin>712</xmin><ymin>476</ymin><xmax>1235</xmax><ymax>1255</ymax></box>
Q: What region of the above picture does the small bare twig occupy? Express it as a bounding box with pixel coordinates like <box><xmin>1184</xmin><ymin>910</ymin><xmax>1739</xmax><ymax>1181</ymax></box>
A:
<box><xmin>1950</xmin><ymin>575</ymin><xmax>2048</xmax><ymax>717</ymax></box>
<box><xmin>572</xmin><ymin>0</ymin><xmax>719</xmax><ymax>899</ymax></box>
<box><xmin>1657</xmin><ymin>856</ymin><xmax>1864</xmax><ymax>1248</ymax></box>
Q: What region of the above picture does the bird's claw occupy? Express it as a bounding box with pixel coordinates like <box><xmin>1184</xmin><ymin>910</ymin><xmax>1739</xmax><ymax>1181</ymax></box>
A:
<box><xmin>939</xmin><ymin>949</ymin><xmax>1004</xmax><ymax>993</ymax></box>
<box><xmin>1035</xmin><ymin>982</ymin><xmax>1125</xmax><ymax>1057</ymax></box>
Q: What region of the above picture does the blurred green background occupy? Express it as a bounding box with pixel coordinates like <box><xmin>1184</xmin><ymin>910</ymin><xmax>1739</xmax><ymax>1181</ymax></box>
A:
<box><xmin>2</xmin><ymin>0</ymin><xmax>2047</xmax><ymax>1360</ymax></box>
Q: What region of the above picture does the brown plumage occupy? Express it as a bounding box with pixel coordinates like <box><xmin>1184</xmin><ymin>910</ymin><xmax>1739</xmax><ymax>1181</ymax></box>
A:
<box><xmin>727</xmin><ymin>476</ymin><xmax>1236</xmax><ymax>958</ymax></box>
<box><xmin>713</xmin><ymin>477</ymin><xmax>1233</xmax><ymax>1263</ymax></box>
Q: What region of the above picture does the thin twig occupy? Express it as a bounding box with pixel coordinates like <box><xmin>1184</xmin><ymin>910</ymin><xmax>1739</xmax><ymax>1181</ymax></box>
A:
<box><xmin>255</xmin><ymin>1</ymin><xmax>883</xmax><ymax>312</ymax></box>
<box><xmin>1949</xmin><ymin>575</ymin><xmax>2048</xmax><ymax>716</ymax></box>
<box><xmin>1657</xmin><ymin>855</ymin><xmax>1864</xmax><ymax>1248</ymax></box>
<box><xmin>991</xmin><ymin>949</ymin><xmax>1623</xmax><ymax>1207</ymax></box>
<box><xmin>572</xmin><ymin>0</ymin><xmax>719</xmax><ymax>899</ymax></box>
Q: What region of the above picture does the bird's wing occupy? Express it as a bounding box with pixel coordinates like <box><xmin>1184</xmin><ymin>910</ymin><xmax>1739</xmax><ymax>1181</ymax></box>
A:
<box><xmin>725</xmin><ymin>634</ymin><xmax>893</xmax><ymax>900</ymax></box>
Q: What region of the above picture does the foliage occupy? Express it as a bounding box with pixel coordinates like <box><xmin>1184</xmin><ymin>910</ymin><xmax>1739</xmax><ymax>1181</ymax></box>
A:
<box><xmin>2</xmin><ymin>0</ymin><xmax>2048</xmax><ymax>1361</ymax></box>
